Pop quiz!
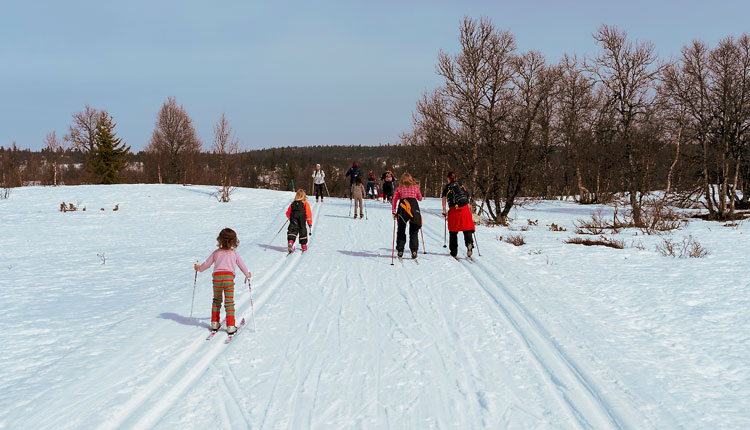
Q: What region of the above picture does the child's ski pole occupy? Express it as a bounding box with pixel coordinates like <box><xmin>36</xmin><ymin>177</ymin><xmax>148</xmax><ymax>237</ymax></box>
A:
<box><xmin>267</xmin><ymin>219</ymin><xmax>289</xmax><ymax>250</ymax></box>
<box><xmin>190</xmin><ymin>266</ymin><xmax>197</xmax><ymax>319</ymax></box>
<box><xmin>246</xmin><ymin>277</ymin><xmax>257</xmax><ymax>331</ymax></box>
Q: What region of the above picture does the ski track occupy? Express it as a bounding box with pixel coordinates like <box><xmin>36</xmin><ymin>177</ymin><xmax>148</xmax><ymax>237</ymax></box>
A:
<box><xmin>420</xmin><ymin>215</ymin><xmax>637</xmax><ymax>430</ymax></box>
<box><xmin>98</xmin><ymin>201</ymin><xmax>325</xmax><ymax>429</ymax></box>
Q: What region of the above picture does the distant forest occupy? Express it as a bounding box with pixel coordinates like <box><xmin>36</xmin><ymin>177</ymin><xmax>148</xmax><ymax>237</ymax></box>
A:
<box><xmin>0</xmin><ymin>144</ymin><xmax>452</xmax><ymax>198</ymax></box>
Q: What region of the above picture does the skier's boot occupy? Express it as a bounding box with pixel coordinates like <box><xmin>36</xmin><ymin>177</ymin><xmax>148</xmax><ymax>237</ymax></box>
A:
<box><xmin>397</xmin><ymin>250</ymin><xmax>403</xmax><ymax>259</ymax></box>
<box><xmin>360</xmin><ymin>213</ymin><xmax>364</xmax><ymax>218</ymax></box>
<box><xmin>288</xmin><ymin>240</ymin><xmax>294</xmax><ymax>253</ymax></box>
<box><xmin>227</xmin><ymin>326</ymin><xmax>237</xmax><ymax>335</ymax></box>
<box><xmin>353</xmin><ymin>214</ymin><xmax>358</xmax><ymax>219</ymax></box>
<box><xmin>210</xmin><ymin>321</ymin><xmax>220</xmax><ymax>332</ymax></box>
<box><xmin>301</xmin><ymin>244</ymin><xmax>308</xmax><ymax>252</ymax></box>
<box><xmin>411</xmin><ymin>250</ymin><xmax>418</xmax><ymax>259</ymax></box>
<box><xmin>467</xmin><ymin>243</ymin><xmax>474</xmax><ymax>258</ymax></box>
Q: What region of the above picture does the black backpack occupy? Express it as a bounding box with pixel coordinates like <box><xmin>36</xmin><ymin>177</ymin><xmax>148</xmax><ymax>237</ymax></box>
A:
<box><xmin>446</xmin><ymin>181</ymin><xmax>470</xmax><ymax>208</ymax></box>
<box><xmin>290</xmin><ymin>200</ymin><xmax>305</xmax><ymax>216</ymax></box>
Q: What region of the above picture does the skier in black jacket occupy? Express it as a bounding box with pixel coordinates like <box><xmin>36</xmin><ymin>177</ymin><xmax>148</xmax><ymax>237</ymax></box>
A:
<box><xmin>345</xmin><ymin>162</ymin><xmax>362</xmax><ymax>198</ymax></box>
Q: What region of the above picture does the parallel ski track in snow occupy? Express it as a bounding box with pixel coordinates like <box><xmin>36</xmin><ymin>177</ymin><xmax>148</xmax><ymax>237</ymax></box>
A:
<box><xmin>420</xmin><ymin>217</ymin><xmax>636</xmax><ymax>430</ymax></box>
<box><xmin>99</xmin><ymin>202</ymin><xmax>325</xmax><ymax>430</ymax></box>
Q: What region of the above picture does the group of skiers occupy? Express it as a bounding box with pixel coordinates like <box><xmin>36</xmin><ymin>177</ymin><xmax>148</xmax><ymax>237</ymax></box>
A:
<box><xmin>344</xmin><ymin>162</ymin><xmax>397</xmax><ymax>202</ymax></box>
<box><xmin>194</xmin><ymin>163</ymin><xmax>476</xmax><ymax>335</ymax></box>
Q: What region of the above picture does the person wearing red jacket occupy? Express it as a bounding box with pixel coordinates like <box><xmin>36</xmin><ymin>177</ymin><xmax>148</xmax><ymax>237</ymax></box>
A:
<box><xmin>286</xmin><ymin>189</ymin><xmax>313</xmax><ymax>252</ymax></box>
<box><xmin>442</xmin><ymin>171</ymin><xmax>475</xmax><ymax>258</ymax></box>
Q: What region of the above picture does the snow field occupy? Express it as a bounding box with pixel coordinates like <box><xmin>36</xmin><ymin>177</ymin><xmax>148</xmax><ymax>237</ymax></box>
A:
<box><xmin>0</xmin><ymin>185</ymin><xmax>747</xmax><ymax>429</ymax></box>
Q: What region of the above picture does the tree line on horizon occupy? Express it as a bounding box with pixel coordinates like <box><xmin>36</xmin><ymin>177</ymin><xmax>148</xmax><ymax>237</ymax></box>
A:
<box><xmin>2</xmin><ymin>17</ymin><xmax>749</xmax><ymax>223</ymax></box>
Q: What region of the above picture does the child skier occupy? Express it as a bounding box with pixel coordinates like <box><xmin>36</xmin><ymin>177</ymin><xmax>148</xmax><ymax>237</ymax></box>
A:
<box><xmin>286</xmin><ymin>189</ymin><xmax>313</xmax><ymax>252</ymax></box>
<box><xmin>194</xmin><ymin>228</ymin><xmax>251</xmax><ymax>335</ymax></box>
<box><xmin>351</xmin><ymin>176</ymin><xmax>365</xmax><ymax>218</ymax></box>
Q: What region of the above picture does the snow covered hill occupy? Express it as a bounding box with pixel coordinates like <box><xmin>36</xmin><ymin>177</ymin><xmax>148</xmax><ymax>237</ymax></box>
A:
<box><xmin>0</xmin><ymin>185</ymin><xmax>747</xmax><ymax>429</ymax></box>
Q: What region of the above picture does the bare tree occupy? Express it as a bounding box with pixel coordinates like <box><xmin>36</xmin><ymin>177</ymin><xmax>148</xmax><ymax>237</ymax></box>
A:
<box><xmin>409</xmin><ymin>16</ymin><xmax>516</xmax><ymax>210</ymax></box>
<box><xmin>557</xmin><ymin>55</ymin><xmax>598</xmax><ymax>201</ymax></box>
<box><xmin>65</xmin><ymin>105</ymin><xmax>102</xmax><ymax>155</ymax></box>
<box><xmin>211</xmin><ymin>113</ymin><xmax>240</xmax><ymax>202</ymax></box>
<box><xmin>494</xmin><ymin>52</ymin><xmax>561</xmax><ymax>223</ymax></box>
<box><xmin>146</xmin><ymin>97</ymin><xmax>202</xmax><ymax>184</ymax></box>
<box><xmin>588</xmin><ymin>25</ymin><xmax>663</xmax><ymax>226</ymax></box>
<box><xmin>44</xmin><ymin>130</ymin><xmax>65</xmax><ymax>186</ymax></box>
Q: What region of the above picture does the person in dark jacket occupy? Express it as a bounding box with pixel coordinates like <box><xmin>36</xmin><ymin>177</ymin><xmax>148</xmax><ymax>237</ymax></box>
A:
<box><xmin>365</xmin><ymin>170</ymin><xmax>377</xmax><ymax>199</ymax></box>
<box><xmin>345</xmin><ymin>162</ymin><xmax>362</xmax><ymax>199</ymax></box>
<box><xmin>442</xmin><ymin>171</ymin><xmax>475</xmax><ymax>258</ymax></box>
<box><xmin>381</xmin><ymin>170</ymin><xmax>396</xmax><ymax>203</ymax></box>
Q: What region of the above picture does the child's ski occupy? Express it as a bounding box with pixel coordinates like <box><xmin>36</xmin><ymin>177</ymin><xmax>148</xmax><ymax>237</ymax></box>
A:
<box><xmin>205</xmin><ymin>319</ymin><xmax>225</xmax><ymax>341</ymax></box>
<box><xmin>224</xmin><ymin>318</ymin><xmax>247</xmax><ymax>344</ymax></box>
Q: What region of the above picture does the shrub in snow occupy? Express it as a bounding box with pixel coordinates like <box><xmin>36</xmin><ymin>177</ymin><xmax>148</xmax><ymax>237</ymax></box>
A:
<box><xmin>640</xmin><ymin>201</ymin><xmax>686</xmax><ymax>234</ymax></box>
<box><xmin>575</xmin><ymin>208</ymin><xmax>631</xmax><ymax>235</ymax></box>
<box><xmin>504</xmin><ymin>234</ymin><xmax>526</xmax><ymax>246</ymax></box>
<box><xmin>656</xmin><ymin>235</ymin><xmax>708</xmax><ymax>258</ymax></box>
<box><xmin>60</xmin><ymin>202</ymin><xmax>77</xmax><ymax>212</ymax></box>
<box><xmin>549</xmin><ymin>223</ymin><xmax>567</xmax><ymax>232</ymax></box>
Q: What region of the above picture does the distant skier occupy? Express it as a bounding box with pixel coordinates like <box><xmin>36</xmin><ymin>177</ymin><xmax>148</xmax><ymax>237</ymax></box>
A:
<box><xmin>442</xmin><ymin>171</ymin><xmax>475</xmax><ymax>258</ymax></box>
<box><xmin>194</xmin><ymin>228</ymin><xmax>252</xmax><ymax>335</ymax></box>
<box><xmin>345</xmin><ymin>162</ymin><xmax>362</xmax><ymax>198</ymax></box>
<box><xmin>381</xmin><ymin>169</ymin><xmax>396</xmax><ymax>203</ymax></box>
<box><xmin>366</xmin><ymin>170</ymin><xmax>377</xmax><ymax>199</ymax></box>
<box><xmin>312</xmin><ymin>164</ymin><xmax>326</xmax><ymax>202</ymax></box>
<box><xmin>392</xmin><ymin>172</ymin><xmax>423</xmax><ymax>259</ymax></box>
<box><xmin>351</xmin><ymin>176</ymin><xmax>365</xmax><ymax>219</ymax></box>
<box><xmin>286</xmin><ymin>189</ymin><xmax>313</xmax><ymax>253</ymax></box>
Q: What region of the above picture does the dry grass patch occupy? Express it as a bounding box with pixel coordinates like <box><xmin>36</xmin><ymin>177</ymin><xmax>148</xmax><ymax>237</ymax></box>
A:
<box><xmin>564</xmin><ymin>236</ymin><xmax>625</xmax><ymax>249</ymax></box>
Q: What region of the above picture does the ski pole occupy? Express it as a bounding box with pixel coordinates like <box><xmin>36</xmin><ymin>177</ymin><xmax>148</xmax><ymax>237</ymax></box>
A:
<box><xmin>390</xmin><ymin>216</ymin><xmax>396</xmax><ymax>266</ymax></box>
<box><xmin>420</xmin><ymin>225</ymin><xmax>426</xmax><ymax>254</ymax></box>
<box><xmin>349</xmin><ymin>197</ymin><xmax>353</xmax><ymax>216</ymax></box>
<box><xmin>291</xmin><ymin>179</ymin><xmax>295</xmax><ymax>191</ymax></box>
<box><xmin>473</xmin><ymin>231</ymin><xmax>481</xmax><ymax>256</ymax></box>
<box><xmin>363</xmin><ymin>195</ymin><xmax>368</xmax><ymax>220</ymax></box>
<box><xmin>443</xmin><ymin>215</ymin><xmax>447</xmax><ymax>248</ymax></box>
<box><xmin>323</xmin><ymin>182</ymin><xmax>330</xmax><ymax>197</ymax></box>
<box><xmin>246</xmin><ymin>277</ymin><xmax>257</xmax><ymax>331</ymax></box>
<box><xmin>190</xmin><ymin>267</ymin><xmax>197</xmax><ymax>319</ymax></box>
<box><xmin>267</xmin><ymin>219</ymin><xmax>289</xmax><ymax>249</ymax></box>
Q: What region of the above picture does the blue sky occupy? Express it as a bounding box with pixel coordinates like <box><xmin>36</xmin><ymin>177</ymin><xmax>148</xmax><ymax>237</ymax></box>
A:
<box><xmin>1</xmin><ymin>0</ymin><xmax>748</xmax><ymax>151</ymax></box>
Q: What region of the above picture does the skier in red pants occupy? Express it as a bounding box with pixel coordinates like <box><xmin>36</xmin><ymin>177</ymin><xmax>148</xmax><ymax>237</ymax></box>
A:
<box><xmin>195</xmin><ymin>228</ymin><xmax>252</xmax><ymax>334</ymax></box>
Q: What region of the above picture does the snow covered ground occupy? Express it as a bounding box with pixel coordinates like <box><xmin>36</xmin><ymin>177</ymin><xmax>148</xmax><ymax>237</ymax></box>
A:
<box><xmin>0</xmin><ymin>184</ymin><xmax>747</xmax><ymax>429</ymax></box>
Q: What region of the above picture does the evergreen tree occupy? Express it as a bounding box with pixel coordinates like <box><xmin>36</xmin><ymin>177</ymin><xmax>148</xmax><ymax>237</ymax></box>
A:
<box><xmin>89</xmin><ymin>113</ymin><xmax>131</xmax><ymax>184</ymax></box>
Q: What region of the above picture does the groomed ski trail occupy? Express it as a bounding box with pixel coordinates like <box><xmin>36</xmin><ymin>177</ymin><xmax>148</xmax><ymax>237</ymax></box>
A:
<box><xmin>420</xmin><ymin>211</ymin><xmax>648</xmax><ymax>430</ymax></box>
<box><xmin>98</xmin><ymin>202</ymin><xmax>325</xmax><ymax>430</ymax></box>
